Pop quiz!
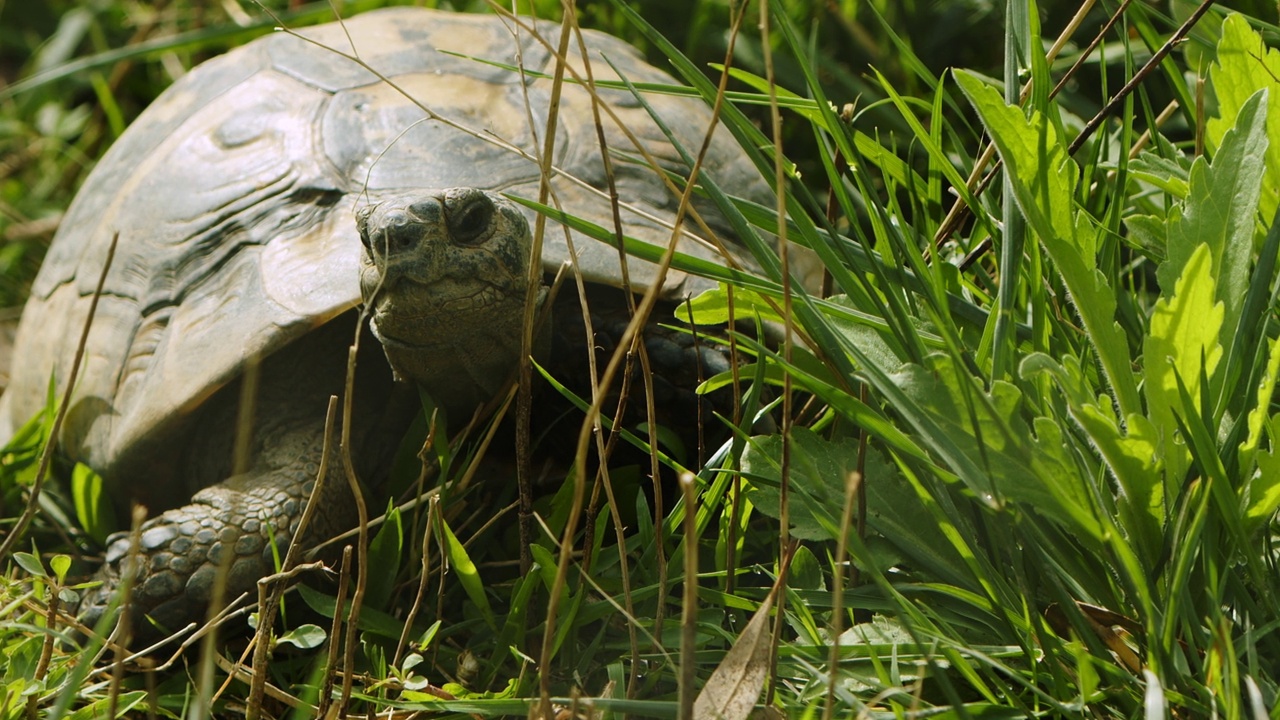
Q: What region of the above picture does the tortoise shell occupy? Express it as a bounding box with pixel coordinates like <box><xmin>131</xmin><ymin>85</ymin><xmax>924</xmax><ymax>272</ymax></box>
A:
<box><xmin>1</xmin><ymin>8</ymin><xmax>764</xmax><ymax>485</ymax></box>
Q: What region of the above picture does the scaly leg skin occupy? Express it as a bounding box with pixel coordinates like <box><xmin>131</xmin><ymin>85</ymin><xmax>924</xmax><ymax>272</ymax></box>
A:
<box><xmin>76</xmin><ymin>314</ymin><xmax>408</xmax><ymax>644</ymax></box>
<box><xmin>77</xmin><ymin>423</ymin><xmax>354</xmax><ymax>641</ymax></box>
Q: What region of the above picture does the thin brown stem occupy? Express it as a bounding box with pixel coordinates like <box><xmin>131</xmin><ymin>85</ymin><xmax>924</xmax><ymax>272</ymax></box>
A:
<box><xmin>0</xmin><ymin>231</ymin><xmax>118</xmax><ymax>560</ymax></box>
<box><xmin>339</xmin><ymin>344</ymin><xmax>368</xmax><ymax>718</ymax></box>
<box><xmin>1068</xmin><ymin>0</ymin><xmax>1216</xmax><ymax>156</ymax></box>
<box><xmin>319</xmin><ymin>545</ymin><xmax>352</xmax><ymax>719</ymax></box>
<box><xmin>394</xmin><ymin>495</ymin><xmax>435</xmax><ymax>668</ymax></box>
<box><xmin>247</xmin><ymin>396</ymin><xmax>340</xmax><ymax>720</ymax></box>
<box><xmin>108</xmin><ymin>507</ymin><xmax>145</xmax><ymax>720</ymax></box>
<box><xmin>759</xmin><ymin>0</ymin><xmax>792</xmax><ymax>706</ymax></box>
<box><xmin>527</xmin><ymin>8</ymin><xmax>576</xmax><ymax>719</ymax></box>
<box><xmin>822</xmin><ymin>471</ymin><xmax>862</xmax><ymax>720</ymax></box>
<box><xmin>677</xmin><ymin>473</ymin><xmax>699</xmax><ymax>720</ymax></box>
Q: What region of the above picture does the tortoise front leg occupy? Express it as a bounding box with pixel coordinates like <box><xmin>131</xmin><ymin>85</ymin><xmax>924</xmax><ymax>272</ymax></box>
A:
<box><xmin>77</xmin><ymin>421</ymin><xmax>353</xmax><ymax>642</ymax></box>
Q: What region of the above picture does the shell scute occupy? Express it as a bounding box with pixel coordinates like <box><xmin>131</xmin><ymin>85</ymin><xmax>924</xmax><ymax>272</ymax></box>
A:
<box><xmin>2</xmin><ymin>7</ymin><xmax>778</xmax><ymax>483</ymax></box>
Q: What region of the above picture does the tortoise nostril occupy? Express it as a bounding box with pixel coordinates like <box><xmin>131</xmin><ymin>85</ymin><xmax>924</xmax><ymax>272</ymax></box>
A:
<box><xmin>367</xmin><ymin>210</ymin><xmax>420</xmax><ymax>258</ymax></box>
<box><xmin>389</xmin><ymin>222</ymin><xmax>417</xmax><ymax>253</ymax></box>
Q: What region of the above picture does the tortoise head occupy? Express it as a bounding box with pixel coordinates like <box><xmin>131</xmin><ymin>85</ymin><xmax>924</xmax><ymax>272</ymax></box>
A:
<box><xmin>357</xmin><ymin>187</ymin><xmax>537</xmax><ymax>418</ymax></box>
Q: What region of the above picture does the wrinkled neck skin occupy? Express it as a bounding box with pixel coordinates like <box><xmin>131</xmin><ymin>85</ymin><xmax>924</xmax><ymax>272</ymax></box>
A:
<box><xmin>378</xmin><ymin>284</ymin><xmax>550</xmax><ymax>423</ymax></box>
<box><xmin>356</xmin><ymin>187</ymin><xmax>547</xmax><ymax>423</ymax></box>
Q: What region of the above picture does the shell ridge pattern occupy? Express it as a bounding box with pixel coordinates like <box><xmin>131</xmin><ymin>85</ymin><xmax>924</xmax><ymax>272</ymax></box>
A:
<box><xmin>5</xmin><ymin>5</ymin><xmax>783</xmax><ymax>482</ymax></box>
<box><xmin>27</xmin><ymin>48</ymin><xmax>265</xmax><ymax>304</ymax></box>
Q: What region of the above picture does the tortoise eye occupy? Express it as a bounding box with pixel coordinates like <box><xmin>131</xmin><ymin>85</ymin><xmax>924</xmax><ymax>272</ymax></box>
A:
<box><xmin>448</xmin><ymin>194</ymin><xmax>494</xmax><ymax>245</ymax></box>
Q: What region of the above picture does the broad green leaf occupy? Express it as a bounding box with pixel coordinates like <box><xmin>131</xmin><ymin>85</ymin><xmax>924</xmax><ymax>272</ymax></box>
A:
<box><xmin>276</xmin><ymin>624</ymin><xmax>326</xmax><ymax>650</ymax></box>
<box><xmin>956</xmin><ymin>70</ymin><xmax>1140</xmax><ymax>419</ymax></box>
<box><xmin>49</xmin><ymin>554</ymin><xmax>70</xmax><ymax>584</ymax></box>
<box><xmin>1208</xmin><ymin>14</ymin><xmax>1280</xmax><ymax>222</ymax></box>
<box><xmin>891</xmin><ymin>355</ymin><xmax>1104</xmax><ymax>542</ymax></box>
<box><xmin>1144</xmin><ymin>243</ymin><xmax>1224</xmax><ymax>486</ymax></box>
<box><xmin>365</xmin><ymin>501</ymin><xmax>404</xmax><ymax>611</ymax></box>
<box><xmin>1130</xmin><ymin>152</ymin><xmax>1191</xmax><ymax>200</ymax></box>
<box><xmin>742</xmin><ymin>430</ymin><xmax>860</xmax><ymax>542</ymax></box>
<box><xmin>684</xmin><ymin>284</ymin><xmax>787</xmax><ymax>326</ymax></box>
<box><xmin>1100</xmin><ymin>413</ymin><xmax>1163</xmax><ymax>543</ymax></box>
<box><xmin>13</xmin><ymin>551</ymin><xmax>45</xmax><ymax>577</ymax></box>
<box><xmin>440</xmin><ymin>515</ymin><xmax>495</xmax><ymax>631</ymax></box>
<box><xmin>742</xmin><ymin>429</ymin><xmax>968</xmax><ymax>586</ymax></box>
<box><xmin>71</xmin><ymin>462</ymin><xmax>115</xmax><ymax>545</ymax></box>
<box><xmin>789</xmin><ymin>544</ymin><xmax>824</xmax><ymax>592</ymax></box>
<box><xmin>1124</xmin><ymin>214</ymin><xmax>1169</xmax><ymax>262</ymax></box>
<box><xmin>1161</xmin><ymin>89</ymin><xmax>1267</xmax><ymax>347</ymax></box>
<box><xmin>823</xmin><ymin>295</ymin><xmax>913</xmax><ymax>374</ymax></box>
<box><xmin>297</xmin><ymin>584</ymin><xmax>418</xmax><ymax>640</ymax></box>
<box><xmin>1</xmin><ymin>380</ymin><xmax>57</xmax><ymax>495</ymax></box>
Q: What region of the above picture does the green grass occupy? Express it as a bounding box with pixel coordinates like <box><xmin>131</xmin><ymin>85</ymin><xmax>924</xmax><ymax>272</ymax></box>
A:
<box><xmin>4</xmin><ymin>0</ymin><xmax>1280</xmax><ymax>718</ymax></box>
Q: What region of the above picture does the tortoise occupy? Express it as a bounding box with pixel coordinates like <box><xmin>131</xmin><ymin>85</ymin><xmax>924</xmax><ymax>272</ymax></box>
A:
<box><xmin>0</xmin><ymin>7</ymin><xmax>770</xmax><ymax>636</ymax></box>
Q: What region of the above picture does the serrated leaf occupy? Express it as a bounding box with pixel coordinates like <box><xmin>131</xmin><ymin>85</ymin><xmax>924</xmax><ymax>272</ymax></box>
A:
<box><xmin>956</xmin><ymin>70</ymin><xmax>1140</xmax><ymax>419</ymax></box>
<box><xmin>1022</xmin><ymin>353</ymin><xmax>1163</xmax><ymax>559</ymax></box>
<box><xmin>1144</xmin><ymin>243</ymin><xmax>1224</xmax><ymax>486</ymax></box>
<box><xmin>1130</xmin><ymin>152</ymin><xmax>1191</xmax><ymax>199</ymax></box>
<box><xmin>1124</xmin><ymin>214</ymin><xmax>1170</xmax><ymax>261</ymax></box>
<box><xmin>1162</xmin><ymin>89</ymin><xmax>1267</xmax><ymax>347</ymax></box>
<box><xmin>742</xmin><ymin>431</ymin><xmax>856</xmax><ymax>543</ymax></box>
<box><xmin>890</xmin><ymin>355</ymin><xmax>1105</xmax><ymax>542</ymax></box>
<box><xmin>1243</xmin><ymin>338</ymin><xmax>1280</xmax><ymax>461</ymax></box>
<box><xmin>1208</xmin><ymin>14</ymin><xmax>1280</xmax><ymax>222</ymax></box>
<box><xmin>743</xmin><ymin>428</ymin><xmax>968</xmax><ymax>584</ymax></box>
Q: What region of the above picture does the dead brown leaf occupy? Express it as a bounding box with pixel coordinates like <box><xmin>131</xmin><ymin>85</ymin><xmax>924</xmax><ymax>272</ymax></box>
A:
<box><xmin>692</xmin><ymin>586</ymin><xmax>777</xmax><ymax>720</ymax></box>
